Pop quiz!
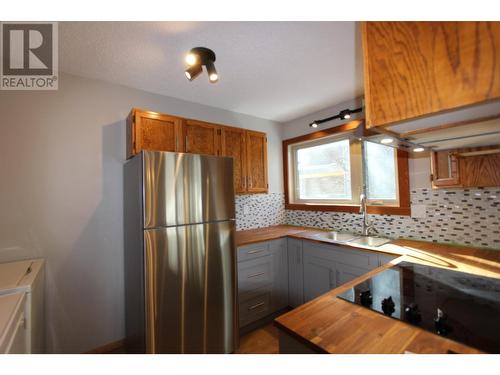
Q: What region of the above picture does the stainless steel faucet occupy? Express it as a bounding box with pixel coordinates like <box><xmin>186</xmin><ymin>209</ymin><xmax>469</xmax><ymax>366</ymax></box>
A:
<box><xmin>359</xmin><ymin>193</ymin><xmax>377</xmax><ymax>236</ymax></box>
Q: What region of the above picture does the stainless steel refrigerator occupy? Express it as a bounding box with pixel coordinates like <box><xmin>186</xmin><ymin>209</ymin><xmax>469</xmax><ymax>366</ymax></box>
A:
<box><xmin>124</xmin><ymin>150</ymin><xmax>238</xmax><ymax>354</ymax></box>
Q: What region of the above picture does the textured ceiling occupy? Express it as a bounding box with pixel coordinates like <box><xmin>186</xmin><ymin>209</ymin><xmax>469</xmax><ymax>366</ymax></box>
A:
<box><xmin>59</xmin><ymin>22</ymin><xmax>363</xmax><ymax>122</ymax></box>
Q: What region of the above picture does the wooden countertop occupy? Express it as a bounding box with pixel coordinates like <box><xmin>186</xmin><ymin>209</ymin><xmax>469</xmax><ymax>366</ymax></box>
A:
<box><xmin>235</xmin><ymin>225</ymin><xmax>323</xmax><ymax>247</ymax></box>
<box><xmin>235</xmin><ymin>225</ymin><xmax>500</xmax><ymax>354</ymax></box>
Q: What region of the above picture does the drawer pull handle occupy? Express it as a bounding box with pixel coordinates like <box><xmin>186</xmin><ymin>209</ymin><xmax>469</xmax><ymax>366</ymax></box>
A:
<box><xmin>248</xmin><ymin>272</ymin><xmax>265</xmax><ymax>279</ymax></box>
<box><xmin>248</xmin><ymin>302</ymin><xmax>265</xmax><ymax>311</ymax></box>
<box><xmin>247</xmin><ymin>249</ymin><xmax>265</xmax><ymax>255</ymax></box>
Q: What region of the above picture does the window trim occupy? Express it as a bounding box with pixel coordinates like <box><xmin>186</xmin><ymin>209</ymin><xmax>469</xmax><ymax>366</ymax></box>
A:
<box><xmin>282</xmin><ymin>120</ymin><xmax>411</xmax><ymax>216</ymax></box>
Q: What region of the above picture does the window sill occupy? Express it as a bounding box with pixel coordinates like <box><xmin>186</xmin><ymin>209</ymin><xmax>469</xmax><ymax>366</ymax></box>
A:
<box><xmin>285</xmin><ymin>203</ymin><xmax>411</xmax><ymax>216</ymax></box>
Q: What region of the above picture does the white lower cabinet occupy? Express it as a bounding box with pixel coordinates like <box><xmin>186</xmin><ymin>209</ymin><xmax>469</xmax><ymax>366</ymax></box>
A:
<box><xmin>302</xmin><ymin>241</ymin><xmax>395</xmax><ymax>303</ymax></box>
<box><xmin>237</xmin><ymin>239</ymin><xmax>288</xmax><ymax>327</ymax></box>
<box><xmin>0</xmin><ymin>292</ymin><xmax>28</xmax><ymax>354</ymax></box>
<box><xmin>303</xmin><ymin>254</ymin><xmax>337</xmax><ymax>302</ymax></box>
<box><xmin>237</xmin><ymin>236</ymin><xmax>400</xmax><ymax>325</ymax></box>
<box><xmin>287</xmin><ymin>238</ymin><xmax>304</xmax><ymax>308</ymax></box>
<box><xmin>335</xmin><ymin>263</ymin><xmax>372</xmax><ymax>287</ymax></box>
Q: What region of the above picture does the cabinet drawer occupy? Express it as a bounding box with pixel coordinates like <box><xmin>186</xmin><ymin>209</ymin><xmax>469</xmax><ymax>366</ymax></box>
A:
<box><xmin>239</xmin><ymin>288</ymin><xmax>272</xmax><ymax>327</ymax></box>
<box><xmin>238</xmin><ymin>256</ymin><xmax>273</xmax><ymax>298</ymax></box>
<box><xmin>237</xmin><ymin>242</ymin><xmax>271</xmax><ymax>262</ymax></box>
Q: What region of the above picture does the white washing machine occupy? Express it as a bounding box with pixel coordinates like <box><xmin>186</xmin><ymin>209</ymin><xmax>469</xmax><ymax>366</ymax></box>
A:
<box><xmin>0</xmin><ymin>259</ymin><xmax>45</xmax><ymax>353</ymax></box>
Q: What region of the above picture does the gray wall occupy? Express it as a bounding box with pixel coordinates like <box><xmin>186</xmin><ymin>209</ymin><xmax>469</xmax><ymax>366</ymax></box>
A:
<box><xmin>0</xmin><ymin>73</ymin><xmax>283</xmax><ymax>353</ymax></box>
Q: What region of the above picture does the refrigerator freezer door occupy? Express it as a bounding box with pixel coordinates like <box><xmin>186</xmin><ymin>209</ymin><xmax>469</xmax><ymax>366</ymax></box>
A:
<box><xmin>142</xmin><ymin>151</ymin><xmax>235</xmax><ymax>228</ymax></box>
<box><xmin>144</xmin><ymin>221</ymin><xmax>238</xmax><ymax>353</ymax></box>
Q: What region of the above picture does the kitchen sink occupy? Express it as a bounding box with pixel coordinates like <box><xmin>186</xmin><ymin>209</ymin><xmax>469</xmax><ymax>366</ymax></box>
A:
<box><xmin>348</xmin><ymin>236</ymin><xmax>391</xmax><ymax>247</ymax></box>
<box><xmin>312</xmin><ymin>231</ymin><xmax>359</xmax><ymax>243</ymax></box>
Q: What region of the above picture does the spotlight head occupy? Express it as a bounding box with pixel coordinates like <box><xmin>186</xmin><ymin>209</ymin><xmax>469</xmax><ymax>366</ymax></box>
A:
<box><xmin>184</xmin><ymin>47</ymin><xmax>218</xmax><ymax>83</ymax></box>
<box><xmin>339</xmin><ymin>109</ymin><xmax>352</xmax><ymax>120</ymax></box>
<box><xmin>310</xmin><ymin>121</ymin><xmax>319</xmax><ymax>128</ymax></box>
<box><xmin>185</xmin><ymin>64</ymin><xmax>202</xmax><ymax>81</ymax></box>
<box><xmin>206</xmin><ymin>61</ymin><xmax>218</xmax><ymax>83</ymax></box>
<box><xmin>185</xmin><ymin>53</ymin><xmax>198</xmax><ymax>66</ymax></box>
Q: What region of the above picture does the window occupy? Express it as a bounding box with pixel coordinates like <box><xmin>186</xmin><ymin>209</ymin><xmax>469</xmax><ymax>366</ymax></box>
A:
<box><xmin>284</xmin><ymin>129</ymin><xmax>409</xmax><ymax>215</ymax></box>
<box><xmin>296</xmin><ymin>139</ymin><xmax>352</xmax><ymax>201</ymax></box>
<box><xmin>289</xmin><ymin>136</ymin><xmax>362</xmax><ymax>205</ymax></box>
<box><xmin>364</xmin><ymin>141</ymin><xmax>398</xmax><ymax>204</ymax></box>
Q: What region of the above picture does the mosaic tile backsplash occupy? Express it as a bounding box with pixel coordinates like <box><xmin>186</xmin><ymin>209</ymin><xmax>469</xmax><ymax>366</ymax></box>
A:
<box><xmin>236</xmin><ymin>188</ymin><xmax>500</xmax><ymax>250</ymax></box>
<box><xmin>235</xmin><ymin>193</ymin><xmax>285</xmax><ymax>230</ymax></box>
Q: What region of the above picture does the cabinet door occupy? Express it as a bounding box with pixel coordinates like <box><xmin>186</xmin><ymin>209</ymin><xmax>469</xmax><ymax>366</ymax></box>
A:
<box><xmin>378</xmin><ymin>253</ymin><xmax>398</xmax><ymax>266</ymax></box>
<box><xmin>221</xmin><ymin>127</ymin><xmax>247</xmax><ymax>193</ymax></box>
<box><xmin>127</xmin><ymin>109</ymin><xmax>183</xmax><ymax>159</ymax></box>
<box><xmin>430</xmin><ymin>150</ymin><xmax>461</xmax><ymax>188</ymax></box>
<box><xmin>287</xmin><ymin>238</ymin><xmax>304</xmax><ymax>308</ymax></box>
<box><xmin>303</xmin><ymin>253</ymin><xmax>336</xmax><ymax>303</ymax></box>
<box><xmin>246</xmin><ymin>130</ymin><xmax>268</xmax><ymax>193</ymax></box>
<box><xmin>458</xmin><ymin>149</ymin><xmax>500</xmax><ymax>187</ymax></box>
<box><xmin>183</xmin><ymin>119</ymin><xmax>221</xmax><ymax>156</ymax></box>
<box><xmin>362</xmin><ymin>22</ymin><xmax>500</xmax><ymax>128</ymax></box>
<box><xmin>335</xmin><ymin>263</ymin><xmax>371</xmax><ymax>288</ymax></box>
<box><xmin>269</xmin><ymin>239</ymin><xmax>288</xmax><ymax>310</ymax></box>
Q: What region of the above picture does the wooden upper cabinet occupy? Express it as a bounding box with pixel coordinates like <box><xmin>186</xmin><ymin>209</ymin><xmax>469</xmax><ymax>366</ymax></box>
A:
<box><xmin>127</xmin><ymin>109</ymin><xmax>183</xmax><ymax>159</ymax></box>
<box><xmin>246</xmin><ymin>130</ymin><xmax>268</xmax><ymax>193</ymax></box>
<box><xmin>221</xmin><ymin>127</ymin><xmax>247</xmax><ymax>193</ymax></box>
<box><xmin>126</xmin><ymin>108</ymin><xmax>269</xmax><ymax>194</ymax></box>
<box><xmin>183</xmin><ymin>119</ymin><xmax>221</xmax><ymax>156</ymax></box>
<box><xmin>430</xmin><ymin>151</ymin><xmax>461</xmax><ymax>188</ymax></box>
<box><xmin>431</xmin><ymin>147</ymin><xmax>500</xmax><ymax>188</ymax></box>
<box><xmin>362</xmin><ymin>22</ymin><xmax>500</xmax><ymax>128</ymax></box>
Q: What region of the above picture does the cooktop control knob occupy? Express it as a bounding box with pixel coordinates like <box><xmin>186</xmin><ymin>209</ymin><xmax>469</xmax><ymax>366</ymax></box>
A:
<box><xmin>404</xmin><ymin>303</ymin><xmax>422</xmax><ymax>324</ymax></box>
<box><xmin>359</xmin><ymin>290</ymin><xmax>373</xmax><ymax>307</ymax></box>
<box><xmin>434</xmin><ymin>308</ymin><xmax>452</xmax><ymax>336</ymax></box>
<box><xmin>381</xmin><ymin>296</ymin><xmax>395</xmax><ymax>316</ymax></box>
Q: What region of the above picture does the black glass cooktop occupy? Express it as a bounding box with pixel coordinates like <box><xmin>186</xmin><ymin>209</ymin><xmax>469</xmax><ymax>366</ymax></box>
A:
<box><xmin>337</xmin><ymin>261</ymin><xmax>500</xmax><ymax>353</ymax></box>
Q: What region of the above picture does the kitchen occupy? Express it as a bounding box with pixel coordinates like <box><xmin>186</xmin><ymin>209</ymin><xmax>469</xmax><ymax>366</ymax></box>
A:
<box><xmin>0</xmin><ymin>4</ymin><xmax>499</xmax><ymax>373</ymax></box>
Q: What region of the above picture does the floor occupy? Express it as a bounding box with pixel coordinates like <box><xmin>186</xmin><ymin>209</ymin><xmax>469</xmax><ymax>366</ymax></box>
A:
<box><xmin>236</xmin><ymin>324</ymin><xmax>279</xmax><ymax>354</ymax></box>
<box><xmin>101</xmin><ymin>323</ymin><xmax>280</xmax><ymax>354</ymax></box>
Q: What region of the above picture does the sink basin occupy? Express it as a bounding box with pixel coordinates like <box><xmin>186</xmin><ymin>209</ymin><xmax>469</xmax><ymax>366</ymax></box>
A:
<box><xmin>312</xmin><ymin>231</ymin><xmax>359</xmax><ymax>243</ymax></box>
<box><xmin>348</xmin><ymin>236</ymin><xmax>391</xmax><ymax>247</ymax></box>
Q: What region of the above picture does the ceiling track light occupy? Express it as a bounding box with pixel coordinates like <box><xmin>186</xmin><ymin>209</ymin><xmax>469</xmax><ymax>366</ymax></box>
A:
<box><xmin>185</xmin><ymin>64</ymin><xmax>202</xmax><ymax>81</ymax></box>
<box><xmin>308</xmin><ymin>107</ymin><xmax>363</xmax><ymax>128</ymax></box>
<box><xmin>184</xmin><ymin>47</ymin><xmax>218</xmax><ymax>83</ymax></box>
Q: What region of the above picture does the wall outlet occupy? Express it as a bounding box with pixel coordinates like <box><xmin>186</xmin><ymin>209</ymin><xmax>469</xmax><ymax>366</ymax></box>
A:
<box><xmin>243</xmin><ymin>205</ymin><xmax>250</xmax><ymax>215</ymax></box>
<box><xmin>411</xmin><ymin>204</ymin><xmax>427</xmax><ymax>218</ymax></box>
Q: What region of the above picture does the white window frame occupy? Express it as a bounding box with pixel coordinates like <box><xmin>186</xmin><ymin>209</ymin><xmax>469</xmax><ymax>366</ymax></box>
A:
<box><xmin>287</xmin><ymin>134</ymin><xmax>362</xmax><ymax>206</ymax></box>
<box><xmin>287</xmin><ymin>136</ymin><xmax>400</xmax><ymax>207</ymax></box>
<box><xmin>363</xmin><ymin>141</ymin><xmax>400</xmax><ymax>207</ymax></box>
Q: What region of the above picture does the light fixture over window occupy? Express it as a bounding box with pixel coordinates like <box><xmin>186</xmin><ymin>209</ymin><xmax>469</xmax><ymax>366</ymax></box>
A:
<box><xmin>308</xmin><ymin>107</ymin><xmax>363</xmax><ymax>127</ymax></box>
<box><xmin>184</xmin><ymin>47</ymin><xmax>218</xmax><ymax>83</ymax></box>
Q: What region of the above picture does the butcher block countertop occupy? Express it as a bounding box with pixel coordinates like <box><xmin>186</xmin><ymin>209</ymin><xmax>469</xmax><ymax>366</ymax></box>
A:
<box><xmin>235</xmin><ymin>225</ymin><xmax>323</xmax><ymax>246</ymax></box>
<box><xmin>235</xmin><ymin>225</ymin><xmax>500</xmax><ymax>354</ymax></box>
